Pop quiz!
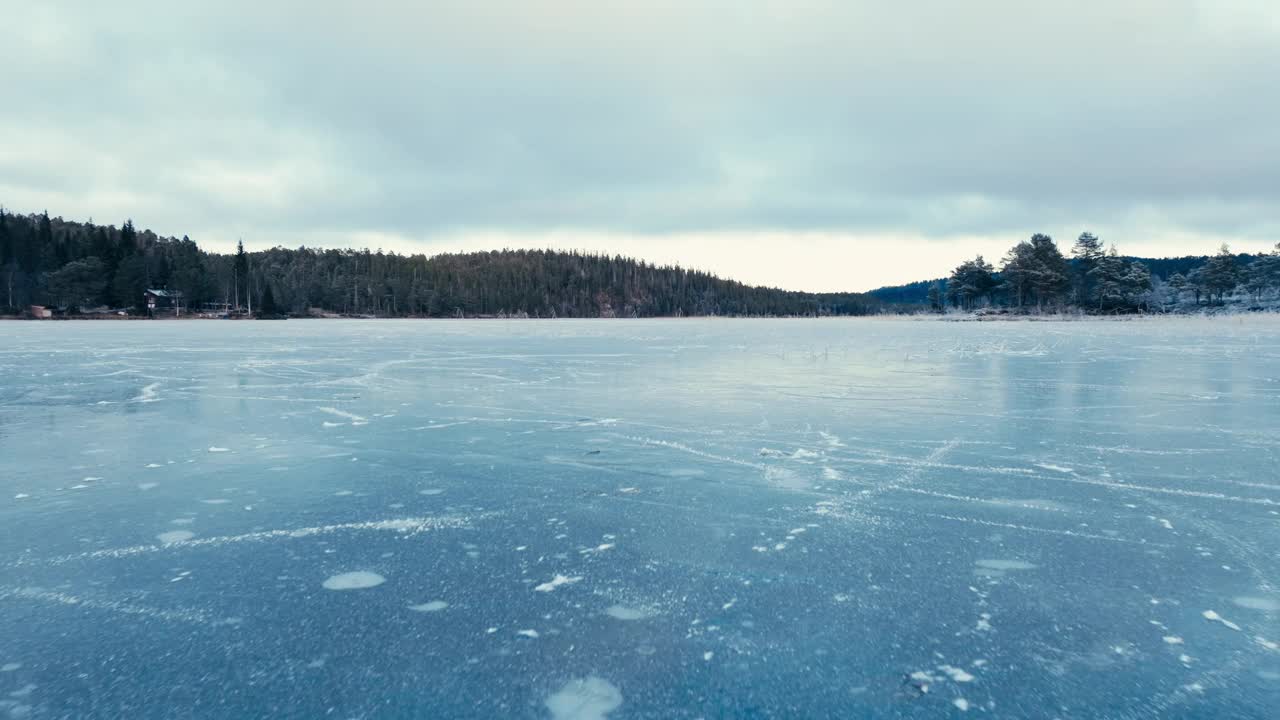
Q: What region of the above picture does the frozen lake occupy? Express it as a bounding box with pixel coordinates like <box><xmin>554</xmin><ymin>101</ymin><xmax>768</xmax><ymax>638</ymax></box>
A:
<box><xmin>1</xmin><ymin>318</ymin><xmax>1278</xmax><ymax>718</ymax></box>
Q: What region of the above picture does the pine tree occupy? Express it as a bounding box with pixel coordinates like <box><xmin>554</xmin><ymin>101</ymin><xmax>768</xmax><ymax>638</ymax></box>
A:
<box><xmin>1028</xmin><ymin>234</ymin><xmax>1070</xmax><ymax>309</ymax></box>
<box><xmin>1071</xmin><ymin>232</ymin><xmax>1105</xmax><ymax>304</ymax></box>
<box><xmin>1000</xmin><ymin>241</ymin><xmax>1037</xmax><ymax>309</ymax></box>
<box><xmin>946</xmin><ymin>256</ymin><xmax>996</xmax><ymax>310</ymax></box>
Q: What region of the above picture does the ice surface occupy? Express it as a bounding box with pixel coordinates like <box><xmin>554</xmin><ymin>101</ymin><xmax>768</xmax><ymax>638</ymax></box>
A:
<box><xmin>1</xmin><ymin>317</ymin><xmax>1278</xmax><ymax>718</ymax></box>
<box><xmin>604</xmin><ymin>605</ymin><xmax>654</xmax><ymax>621</ymax></box>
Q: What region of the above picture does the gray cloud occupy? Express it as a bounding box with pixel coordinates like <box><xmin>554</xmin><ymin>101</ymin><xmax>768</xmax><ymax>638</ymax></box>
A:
<box><xmin>2</xmin><ymin>1</ymin><xmax>1278</xmax><ymax>287</ymax></box>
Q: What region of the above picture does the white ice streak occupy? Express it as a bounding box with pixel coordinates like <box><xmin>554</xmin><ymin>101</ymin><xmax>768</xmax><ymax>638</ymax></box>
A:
<box><xmin>318</xmin><ymin>407</ymin><xmax>367</xmax><ymax>423</ymax></box>
<box><xmin>1034</xmin><ymin>463</ymin><xmax>1073</xmax><ymax>473</ymax></box>
<box><xmin>535</xmin><ymin>574</ymin><xmax>583</xmax><ymax>592</ymax></box>
<box><xmin>974</xmin><ymin>559</ymin><xmax>1037</xmax><ymax>571</ymax></box>
<box><xmin>18</xmin><ymin>515</ymin><xmax>472</xmax><ymax>566</ymax></box>
<box><xmin>0</xmin><ymin>586</ymin><xmax>216</xmax><ymax>625</ymax></box>
<box><xmin>1233</xmin><ymin>596</ymin><xmax>1280</xmax><ymax>612</ymax></box>
<box><xmin>921</xmin><ymin>512</ymin><xmax>1152</xmax><ymax>544</ymax></box>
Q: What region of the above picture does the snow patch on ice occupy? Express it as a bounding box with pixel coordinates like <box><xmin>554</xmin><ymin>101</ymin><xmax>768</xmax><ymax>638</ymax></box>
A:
<box><xmin>939</xmin><ymin>665</ymin><xmax>975</xmax><ymax>682</ymax></box>
<box><xmin>156</xmin><ymin>530</ymin><xmax>195</xmax><ymax>544</ymax></box>
<box><xmin>408</xmin><ymin>601</ymin><xmax>448</xmax><ymax>612</ymax></box>
<box><xmin>207</xmin><ymin>447</ymin><xmax>230</xmax><ymax>453</ymax></box>
<box><xmin>133</xmin><ymin>382</ymin><xmax>161</xmax><ymax>403</ymax></box>
<box><xmin>322</xmin><ymin>571</ymin><xmax>386</xmax><ymax>590</ymax></box>
<box><xmin>1202</xmin><ymin>610</ymin><xmax>1241</xmax><ymax>631</ymax></box>
<box><xmin>545</xmin><ymin>676</ymin><xmax>622</xmax><ymax>720</ymax></box>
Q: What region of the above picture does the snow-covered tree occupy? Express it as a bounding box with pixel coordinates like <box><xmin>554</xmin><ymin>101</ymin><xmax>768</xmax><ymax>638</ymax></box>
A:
<box><xmin>1200</xmin><ymin>244</ymin><xmax>1239</xmax><ymax>304</ymax></box>
<box><xmin>1123</xmin><ymin>261</ymin><xmax>1153</xmax><ymax>310</ymax></box>
<box><xmin>1088</xmin><ymin>247</ymin><xmax>1128</xmax><ymax>311</ymax></box>
<box><xmin>1244</xmin><ymin>243</ymin><xmax>1280</xmax><ymax>302</ymax></box>
<box><xmin>926</xmin><ymin>282</ymin><xmax>943</xmax><ymax>313</ymax></box>
<box><xmin>1166</xmin><ymin>272</ymin><xmax>1190</xmax><ymax>304</ymax></box>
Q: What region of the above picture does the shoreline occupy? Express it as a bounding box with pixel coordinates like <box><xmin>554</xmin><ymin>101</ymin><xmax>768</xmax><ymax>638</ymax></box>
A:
<box><xmin>3</xmin><ymin>309</ymin><xmax>1276</xmax><ymax>323</ymax></box>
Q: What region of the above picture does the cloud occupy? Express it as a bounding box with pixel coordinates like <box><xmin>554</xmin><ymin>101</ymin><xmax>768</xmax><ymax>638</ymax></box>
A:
<box><xmin>2</xmin><ymin>1</ymin><xmax>1278</xmax><ymax>290</ymax></box>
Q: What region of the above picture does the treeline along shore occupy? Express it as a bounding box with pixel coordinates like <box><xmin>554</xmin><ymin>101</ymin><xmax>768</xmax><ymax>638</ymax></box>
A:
<box><xmin>1</xmin><ymin>208</ymin><xmax>1277</xmax><ymax>319</ymax></box>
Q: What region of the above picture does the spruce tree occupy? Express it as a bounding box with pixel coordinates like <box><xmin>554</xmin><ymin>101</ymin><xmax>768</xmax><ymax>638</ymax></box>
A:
<box><xmin>259</xmin><ymin>283</ymin><xmax>279</xmax><ymax>317</ymax></box>
<box><xmin>233</xmin><ymin>240</ymin><xmax>248</xmax><ymax>311</ymax></box>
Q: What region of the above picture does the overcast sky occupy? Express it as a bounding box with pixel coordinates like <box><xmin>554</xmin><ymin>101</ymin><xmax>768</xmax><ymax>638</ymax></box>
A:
<box><xmin>2</xmin><ymin>1</ymin><xmax>1278</xmax><ymax>291</ymax></box>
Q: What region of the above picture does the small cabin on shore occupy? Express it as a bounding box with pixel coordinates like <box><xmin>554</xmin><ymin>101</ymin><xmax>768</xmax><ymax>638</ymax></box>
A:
<box><xmin>29</xmin><ymin>305</ymin><xmax>52</xmax><ymax>319</ymax></box>
<box><xmin>144</xmin><ymin>289</ymin><xmax>185</xmax><ymax>315</ymax></box>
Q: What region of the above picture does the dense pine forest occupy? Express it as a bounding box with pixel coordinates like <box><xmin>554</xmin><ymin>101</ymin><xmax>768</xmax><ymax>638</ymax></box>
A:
<box><xmin>0</xmin><ymin>210</ymin><xmax>879</xmax><ymax>318</ymax></box>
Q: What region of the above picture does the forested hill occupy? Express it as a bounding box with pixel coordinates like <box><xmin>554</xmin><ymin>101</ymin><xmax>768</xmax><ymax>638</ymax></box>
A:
<box><xmin>869</xmin><ymin>253</ymin><xmax>1265</xmax><ymax>306</ymax></box>
<box><xmin>0</xmin><ymin>210</ymin><xmax>881</xmax><ymax>317</ymax></box>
